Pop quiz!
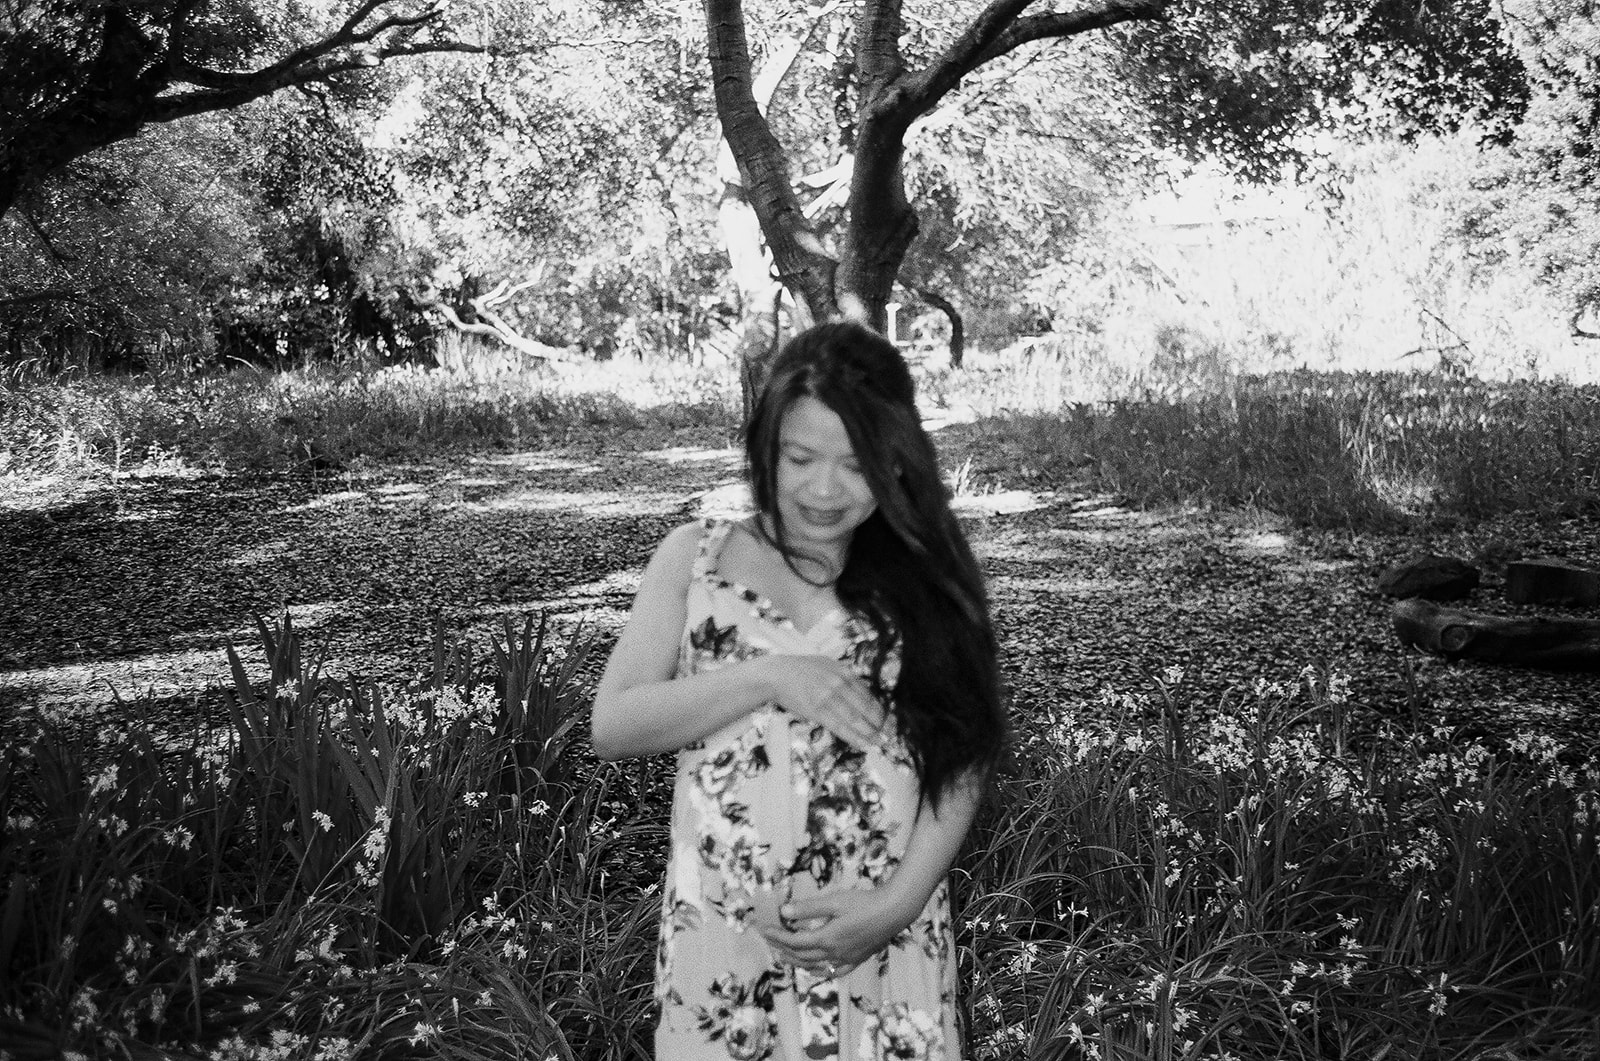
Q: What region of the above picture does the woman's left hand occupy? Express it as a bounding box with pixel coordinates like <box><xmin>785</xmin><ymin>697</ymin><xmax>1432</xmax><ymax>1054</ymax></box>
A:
<box><xmin>756</xmin><ymin>888</ymin><xmax>910</xmax><ymax>980</ymax></box>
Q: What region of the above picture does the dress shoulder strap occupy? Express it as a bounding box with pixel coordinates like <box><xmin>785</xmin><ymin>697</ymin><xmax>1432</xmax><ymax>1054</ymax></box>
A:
<box><xmin>691</xmin><ymin>517</ymin><xmax>736</xmax><ymax>580</ymax></box>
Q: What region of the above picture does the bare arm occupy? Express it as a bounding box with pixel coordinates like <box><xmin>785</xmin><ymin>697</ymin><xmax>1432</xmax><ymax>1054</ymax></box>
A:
<box><xmin>591</xmin><ymin>522</ymin><xmax>773</xmax><ymax>760</ymax></box>
<box><xmin>590</xmin><ymin>522</ymin><xmax>889</xmax><ymax>760</ymax></box>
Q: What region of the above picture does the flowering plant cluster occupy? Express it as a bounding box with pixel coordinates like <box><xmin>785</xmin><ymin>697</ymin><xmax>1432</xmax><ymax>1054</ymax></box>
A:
<box><xmin>0</xmin><ymin>612</ymin><xmax>664</xmax><ymax>1060</ymax></box>
<box><xmin>962</xmin><ymin>667</ymin><xmax>1600</xmax><ymax>1060</ymax></box>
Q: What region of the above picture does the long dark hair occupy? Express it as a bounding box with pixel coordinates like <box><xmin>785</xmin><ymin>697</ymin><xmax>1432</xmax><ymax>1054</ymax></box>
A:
<box><xmin>746</xmin><ymin>320</ymin><xmax>1005</xmax><ymax>812</ymax></box>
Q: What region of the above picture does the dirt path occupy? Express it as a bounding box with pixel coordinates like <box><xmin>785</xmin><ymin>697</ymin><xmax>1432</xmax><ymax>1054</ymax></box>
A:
<box><xmin>3</xmin><ymin>424</ymin><xmax>1596</xmax><ymax>752</ymax></box>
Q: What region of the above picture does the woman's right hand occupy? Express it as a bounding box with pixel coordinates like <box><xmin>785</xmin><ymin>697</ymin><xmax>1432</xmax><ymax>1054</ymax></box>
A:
<box><xmin>754</xmin><ymin>655</ymin><xmax>890</xmax><ymax>751</ymax></box>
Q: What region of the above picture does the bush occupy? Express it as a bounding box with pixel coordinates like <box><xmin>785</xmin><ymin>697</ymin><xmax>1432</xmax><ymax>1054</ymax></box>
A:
<box><xmin>0</xmin><ymin>353</ymin><xmax>739</xmax><ymax>479</ymax></box>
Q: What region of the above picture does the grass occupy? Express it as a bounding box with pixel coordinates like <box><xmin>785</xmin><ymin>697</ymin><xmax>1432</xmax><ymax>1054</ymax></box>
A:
<box><xmin>0</xmin><ymin>340</ymin><xmax>739</xmax><ymax>481</ymax></box>
<box><xmin>945</xmin><ymin>366</ymin><xmax>1600</xmax><ymax>530</ymax></box>
<box><xmin>3</xmin><ymin>619</ymin><xmax>1596</xmax><ymax>1060</ymax></box>
<box><xmin>6</xmin><ymin>333</ymin><xmax>1600</xmax><ymax>533</ymax></box>
<box><xmin>962</xmin><ymin>671</ymin><xmax>1600</xmax><ymax>1059</ymax></box>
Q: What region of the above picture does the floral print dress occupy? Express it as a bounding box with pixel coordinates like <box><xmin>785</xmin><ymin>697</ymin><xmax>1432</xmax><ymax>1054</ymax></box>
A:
<box><xmin>655</xmin><ymin>518</ymin><xmax>960</xmax><ymax>1061</ymax></box>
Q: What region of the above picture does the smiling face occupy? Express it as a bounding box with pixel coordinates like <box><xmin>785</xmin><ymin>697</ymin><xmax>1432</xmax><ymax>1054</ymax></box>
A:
<box><xmin>772</xmin><ymin>395</ymin><xmax>878</xmax><ymax>559</ymax></box>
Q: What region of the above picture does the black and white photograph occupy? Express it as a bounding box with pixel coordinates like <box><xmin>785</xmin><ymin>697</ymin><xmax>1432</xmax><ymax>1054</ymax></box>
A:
<box><xmin>3</xmin><ymin>0</ymin><xmax>1598</xmax><ymax>1057</ymax></box>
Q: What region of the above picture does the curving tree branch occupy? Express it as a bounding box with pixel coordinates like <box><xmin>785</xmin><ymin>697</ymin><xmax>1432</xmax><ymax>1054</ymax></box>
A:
<box><xmin>0</xmin><ymin>0</ymin><xmax>491</xmax><ymax>220</ymax></box>
<box><xmin>898</xmin><ymin>0</ymin><xmax>1168</xmax><ymax>121</ymax></box>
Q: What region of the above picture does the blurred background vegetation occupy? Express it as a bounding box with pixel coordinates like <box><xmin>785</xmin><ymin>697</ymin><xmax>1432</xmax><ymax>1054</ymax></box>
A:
<box><xmin>2</xmin><ymin>0</ymin><xmax>1594</xmax><ymax>386</ymax></box>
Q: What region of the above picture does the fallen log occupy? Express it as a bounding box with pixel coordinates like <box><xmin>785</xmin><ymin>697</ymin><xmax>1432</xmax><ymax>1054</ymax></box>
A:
<box><xmin>1392</xmin><ymin>598</ymin><xmax>1600</xmax><ymax>671</ymax></box>
<box><xmin>1505</xmin><ymin>558</ymin><xmax>1600</xmax><ymax>607</ymax></box>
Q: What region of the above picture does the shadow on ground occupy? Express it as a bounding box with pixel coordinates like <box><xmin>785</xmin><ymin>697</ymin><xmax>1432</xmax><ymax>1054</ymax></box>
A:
<box><xmin>3</xmin><ymin>424</ymin><xmax>1596</xmax><ymax>753</ymax></box>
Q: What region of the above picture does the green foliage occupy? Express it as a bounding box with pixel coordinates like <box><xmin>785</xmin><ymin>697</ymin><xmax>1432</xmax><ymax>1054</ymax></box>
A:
<box><xmin>898</xmin><ymin>40</ymin><xmax>1141</xmax><ymax>345</ymax></box>
<box><xmin>0</xmin><ymin>2</ymin><xmax>725</xmax><ymax>371</ymax></box>
<box><xmin>1122</xmin><ymin>0</ymin><xmax>1529</xmax><ymax>181</ymax></box>
<box><xmin>381</xmin><ymin>40</ymin><xmax>724</xmax><ymax>359</ymax></box>
<box><xmin>0</xmin><ymin>114</ymin><xmax>274</xmax><ymax>371</ymax></box>
<box><xmin>1009</xmin><ymin>133</ymin><xmax>1592</xmax><ymax>391</ymax></box>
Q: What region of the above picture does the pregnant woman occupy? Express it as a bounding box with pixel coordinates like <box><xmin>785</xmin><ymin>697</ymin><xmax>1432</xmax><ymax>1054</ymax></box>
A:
<box><xmin>592</xmin><ymin>320</ymin><xmax>1005</xmax><ymax>1061</ymax></box>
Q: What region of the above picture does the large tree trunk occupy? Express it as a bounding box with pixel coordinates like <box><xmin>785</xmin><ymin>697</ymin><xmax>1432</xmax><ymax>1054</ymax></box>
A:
<box><xmin>836</xmin><ymin>119</ymin><xmax>917</xmax><ymax>331</ymax></box>
<box><xmin>835</xmin><ymin>4</ymin><xmax>918</xmax><ymax>332</ymax></box>
<box><xmin>705</xmin><ymin>0</ymin><xmax>838</xmax><ymax>327</ymax></box>
<box><xmin>1392</xmin><ymin>598</ymin><xmax>1600</xmax><ymax>671</ymax></box>
<box><xmin>717</xmin><ymin>170</ymin><xmax>786</xmax><ymax>411</ymax></box>
<box><xmin>703</xmin><ymin>0</ymin><xmax>1169</xmax><ymax>340</ymax></box>
<box><xmin>707</xmin><ymin>7</ymin><xmax>832</xmax><ymax>411</ymax></box>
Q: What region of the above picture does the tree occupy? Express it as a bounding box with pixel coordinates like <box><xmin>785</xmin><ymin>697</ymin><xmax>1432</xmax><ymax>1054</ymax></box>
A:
<box><xmin>381</xmin><ymin>39</ymin><xmax>725</xmax><ymax>361</ymax></box>
<box><xmin>703</xmin><ymin>0</ymin><xmax>1528</xmax><ymax>371</ymax></box>
<box><xmin>1</xmin><ymin>5</ymin><xmax>722</xmax><ymax>369</ymax></box>
<box><xmin>0</xmin><ymin>107</ymin><xmax>283</xmax><ymax>368</ymax></box>
<box><xmin>895</xmin><ymin>42</ymin><xmax>1142</xmax><ymax>364</ymax></box>
<box><xmin>0</xmin><ymin>0</ymin><xmax>496</xmax><ymax>221</ymax></box>
<box><xmin>1455</xmin><ymin>0</ymin><xmax>1600</xmax><ymax>337</ymax></box>
<box><xmin>0</xmin><ymin>69</ymin><xmax>424</xmax><ymax>370</ymax></box>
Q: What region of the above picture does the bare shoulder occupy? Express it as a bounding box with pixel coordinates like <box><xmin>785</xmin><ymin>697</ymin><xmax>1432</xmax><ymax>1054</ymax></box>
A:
<box><xmin>640</xmin><ymin>519</ymin><xmax>710</xmax><ymax>588</ymax></box>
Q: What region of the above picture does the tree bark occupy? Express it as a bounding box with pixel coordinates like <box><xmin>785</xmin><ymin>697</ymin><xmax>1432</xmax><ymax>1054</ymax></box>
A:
<box><xmin>1392</xmin><ymin>598</ymin><xmax>1600</xmax><ymax>671</ymax></box>
<box><xmin>837</xmin><ymin>115</ymin><xmax>917</xmax><ymax>332</ymax></box>
<box><xmin>709</xmin><ymin>14</ymin><xmax>835</xmax><ymax>411</ymax></box>
<box><xmin>835</xmin><ymin>1</ymin><xmax>916</xmax><ymax>331</ymax></box>
<box><xmin>704</xmin><ymin>0</ymin><xmax>838</xmax><ymax>324</ymax></box>
<box><xmin>914</xmin><ymin>286</ymin><xmax>965</xmax><ymax>367</ymax></box>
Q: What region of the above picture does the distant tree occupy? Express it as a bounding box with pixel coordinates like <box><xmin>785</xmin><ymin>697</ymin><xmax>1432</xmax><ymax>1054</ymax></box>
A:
<box><xmin>0</xmin><ymin>69</ymin><xmax>427</xmax><ymax>370</ymax></box>
<box><xmin>0</xmin><ymin>109</ymin><xmax>281</xmax><ymax>368</ymax></box>
<box><xmin>704</xmin><ymin>0</ymin><xmax>1528</xmax><ymax>381</ymax></box>
<box><xmin>1455</xmin><ymin>0</ymin><xmax>1599</xmax><ymax>337</ymax></box>
<box><xmin>0</xmin><ymin>0</ymin><xmax>518</xmax><ymax>221</ymax></box>
<box><xmin>381</xmin><ymin>39</ymin><xmax>725</xmax><ymax>360</ymax></box>
<box><xmin>0</xmin><ymin>7</ymin><xmax>723</xmax><ymax>369</ymax></box>
<box><xmin>895</xmin><ymin>43</ymin><xmax>1141</xmax><ymax>364</ymax></box>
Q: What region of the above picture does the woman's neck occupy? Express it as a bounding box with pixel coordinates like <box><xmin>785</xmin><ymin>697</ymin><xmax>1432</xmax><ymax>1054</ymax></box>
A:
<box><xmin>752</xmin><ymin>514</ymin><xmax>846</xmax><ymax>585</ymax></box>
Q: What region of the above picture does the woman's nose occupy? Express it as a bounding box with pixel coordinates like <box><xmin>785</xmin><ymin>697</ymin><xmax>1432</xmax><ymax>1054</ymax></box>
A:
<box><xmin>809</xmin><ymin>464</ymin><xmax>841</xmax><ymax>497</ymax></box>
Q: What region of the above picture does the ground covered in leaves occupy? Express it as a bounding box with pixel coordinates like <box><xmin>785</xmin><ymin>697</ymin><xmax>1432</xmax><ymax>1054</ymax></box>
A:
<box><xmin>2</xmin><ymin>421</ymin><xmax>1596</xmax><ymax>756</ymax></box>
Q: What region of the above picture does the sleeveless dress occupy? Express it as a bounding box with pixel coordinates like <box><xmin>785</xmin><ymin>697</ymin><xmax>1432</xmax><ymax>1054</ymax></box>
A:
<box><xmin>654</xmin><ymin>518</ymin><xmax>960</xmax><ymax>1061</ymax></box>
